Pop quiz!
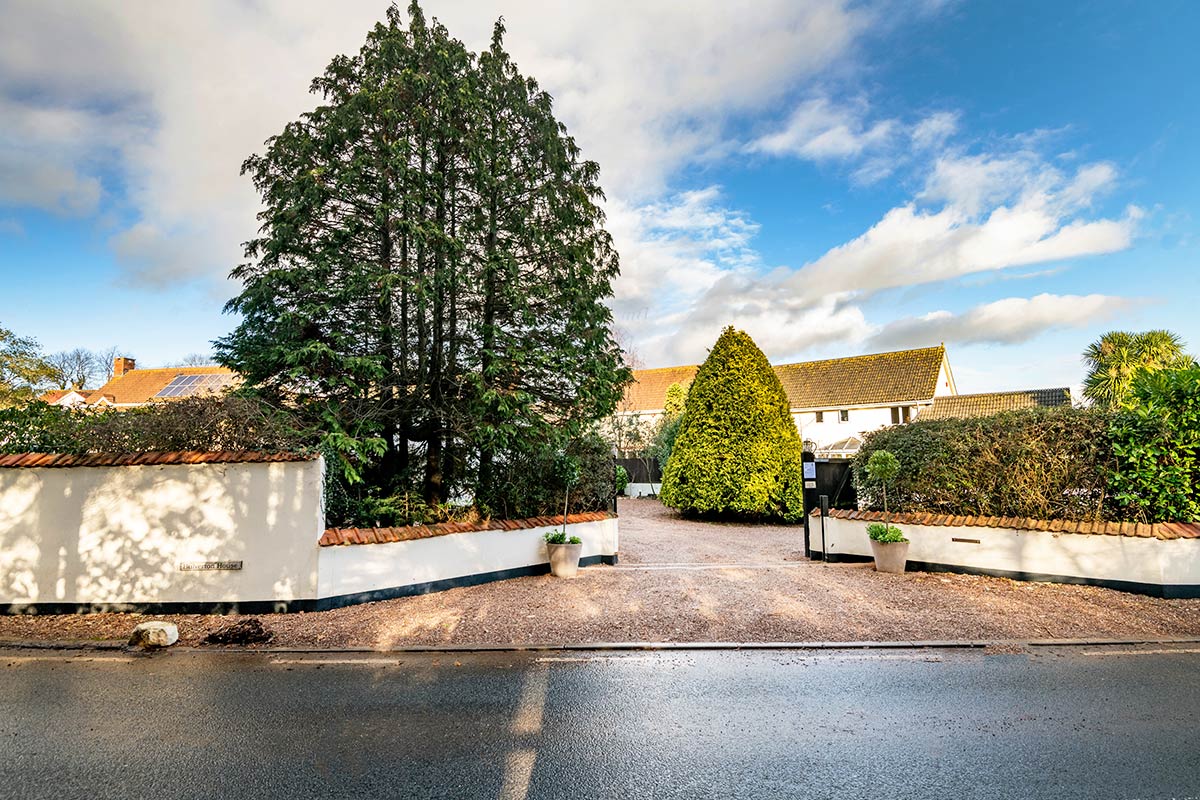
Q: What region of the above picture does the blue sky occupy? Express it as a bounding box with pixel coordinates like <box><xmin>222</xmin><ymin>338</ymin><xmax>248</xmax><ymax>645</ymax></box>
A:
<box><xmin>1</xmin><ymin>0</ymin><xmax>1196</xmax><ymax>392</ymax></box>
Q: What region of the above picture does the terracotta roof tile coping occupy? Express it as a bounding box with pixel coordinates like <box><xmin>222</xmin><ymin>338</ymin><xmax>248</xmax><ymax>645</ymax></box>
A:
<box><xmin>812</xmin><ymin>507</ymin><xmax>1200</xmax><ymax>541</ymax></box>
<box><xmin>320</xmin><ymin>510</ymin><xmax>616</xmax><ymax>547</ymax></box>
<box><xmin>0</xmin><ymin>451</ymin><xmax>315</xmax><ymax>469</ymax></box>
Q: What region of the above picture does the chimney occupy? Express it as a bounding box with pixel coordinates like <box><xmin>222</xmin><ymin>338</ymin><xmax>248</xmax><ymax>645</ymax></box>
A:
<box><xmin>113</xmin><ymin>357</ymin><xmax>136</xmax><ymax>378</ymax></box>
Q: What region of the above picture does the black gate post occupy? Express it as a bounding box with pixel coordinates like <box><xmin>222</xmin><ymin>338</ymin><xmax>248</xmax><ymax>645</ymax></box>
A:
<box><xmin>819</xmin><ymin>494</ymin><xmax>830</xmax><ymax>562</ymax></box>
<box><xmin>801</xmin><ymin>451</ymin><xmax>818</xmax><ymax>558</ymax></box>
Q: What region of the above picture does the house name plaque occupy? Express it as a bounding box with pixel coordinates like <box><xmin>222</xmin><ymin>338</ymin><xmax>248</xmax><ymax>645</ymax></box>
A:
<box><xmin>178</xmin><ymin>561</ymin><xmax>244</xmax><ymax>571</ymax></box>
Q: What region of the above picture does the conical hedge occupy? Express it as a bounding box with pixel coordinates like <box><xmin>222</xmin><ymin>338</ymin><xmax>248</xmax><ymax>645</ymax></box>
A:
<box><xmin>660</xmin><ymin>326</ymin><xmax>805</xmax><ymax>520</ymax></box>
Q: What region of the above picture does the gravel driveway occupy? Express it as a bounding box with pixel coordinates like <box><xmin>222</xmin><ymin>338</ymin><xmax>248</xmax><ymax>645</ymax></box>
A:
<box><xmin>4</xmin><ymin>497</ymin><xmax>1200</xmax><ymax>649</ymax></box>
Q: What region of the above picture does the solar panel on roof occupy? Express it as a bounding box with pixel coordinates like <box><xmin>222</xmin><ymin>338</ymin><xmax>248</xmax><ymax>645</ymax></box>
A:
<box><xmin>153</xmin><ymin>372</ymin><xmax>235</xmax><ymax>399</ymax></box>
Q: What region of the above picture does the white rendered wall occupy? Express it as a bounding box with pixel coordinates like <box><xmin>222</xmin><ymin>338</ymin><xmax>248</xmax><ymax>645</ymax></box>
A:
<box><xmin>795</xmin><ymin>406</ymin><xmax>898</xmax><ymax>451</ymax></box>
<box><xmin>815</xmin><ymin>515</ymin><xmax>1190</xmax><ymax>589</ymax></box>
<box><xmin>0</xmin><ymin>459</ymin><xmax>324</xmax><ymax>608</ymax></box>
<box><xmin>317</xmin><ymin>517</ymin><xmax>619</xmax><ymax>601</ymax></box>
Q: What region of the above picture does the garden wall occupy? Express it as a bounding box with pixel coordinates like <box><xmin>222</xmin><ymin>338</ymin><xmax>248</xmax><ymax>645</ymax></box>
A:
<box><xmin>0</xmin><ymin>453</ymin><xmax>619</xmax><ymax>613</ymax></box>
<box><xmin>0</xmin><ymin>452</ymin><xmax>325</xmax><ymax>613</ymax></box>
<box><xmin>811</xmin><ymin>509</ymin><xmax>1200</xmax><ymax>598</ymax></box>
<box><xmin>317</xmin><ymin>513</ymin><xmax>618</xmax><ymax>609</ymax></box>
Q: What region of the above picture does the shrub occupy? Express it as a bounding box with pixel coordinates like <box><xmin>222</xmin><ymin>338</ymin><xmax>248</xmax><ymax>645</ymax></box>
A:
<box><xmin>1109</xmin><ymin>367</ymin><xmax>1200</xmax><ymax>522</ymax></box>
<box><xmin>474</xmin><ymin>429</ymin><xmax>615</xmax><ymax>520</ymax></box>
<box><xmin>0</xmin><ymin>396</ymin><xmax>309</xmax><ymax>455</ymax></box>
<box><xmin>866</xmin><ymin>522</ymin><xmax>906</xmax><ymax>543</ymax></box>
<box><xmin>544</xmin><ymin>530</ymin><xmax>582</xmax><ymax>545</ymax></box>
<box><xmin>649</xmin><ymin>412</ymin><xmax>684</xmax><ymax>473</ymax></box>
<box><xmin>854</xmin><ymin>407</ymin><xmax>1115</xmax><ymax>521</ymax></box>
<box><xmin>614</xmin><ymin>464</ymin><xmax>630</xmax><ymax>495</ymax></box>
<box><xmin>660</xmin><ymin>326</ymin><xmax>804</xmax><ymax>521</ymax></box>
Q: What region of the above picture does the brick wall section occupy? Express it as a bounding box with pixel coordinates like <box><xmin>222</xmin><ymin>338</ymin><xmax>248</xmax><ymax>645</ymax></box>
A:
<box><xmin>813</xmin><ymin>507</ymin><xmax>1200</xmax><ymax>541</ymax></box>
<box><xmin>320</xmin><ymin>510</ymin><xmax>616</xmax><ymax>547</ymax></box>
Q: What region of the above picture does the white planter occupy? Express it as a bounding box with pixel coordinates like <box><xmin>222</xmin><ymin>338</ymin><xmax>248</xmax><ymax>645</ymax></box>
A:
<box><xmin>546</xmin><ymin>542</ymin><xmax>583</xmax><ymax>578</ymax></box>
<box><xmin>870</xmin><ymin>539</ymin><xmax>910</xmax><ymax>574</ymax></box>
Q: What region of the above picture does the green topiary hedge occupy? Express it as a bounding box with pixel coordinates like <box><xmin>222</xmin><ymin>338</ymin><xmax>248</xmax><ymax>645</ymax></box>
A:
<box><xmin>660</xmin><ymin>326</ymin><xmax>804</xmax><ymax>521</ymax></box>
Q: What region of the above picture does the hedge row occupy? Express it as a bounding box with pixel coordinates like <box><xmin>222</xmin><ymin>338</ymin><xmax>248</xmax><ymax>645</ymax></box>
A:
<box><xmin>0</xmin><ymin>396</ymin><xmax>308</xmax><ymax>455</ymax></box>
<box><xmin>854</xmin><ymin>368</ymin><xmax>1200</xmax><ymax>524</ymax></box>
<box><xmin>853</xmin><ymin>408</ymin><xmax>1117</xmax><ymax>522</ymax></box>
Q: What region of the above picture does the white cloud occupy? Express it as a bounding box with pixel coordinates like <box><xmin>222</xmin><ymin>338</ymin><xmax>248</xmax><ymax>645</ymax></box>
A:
<box><xmin>910</xmin><ymin>111</ymin><xmax>960</xmax><ymax>151</ymax></box>
<box><xmin>624</xmin><ymin>148</ymin><xmax>1140</xmax><ymax>366</ymax></box>
<box><xmin>866</xmin><ymin>293</ymin><xmax>1133</xmax><ymax>350</ymax></box>
<box><xmin>0</xmin><ymin>0</ymin><xmax>1149</xmax><ymax>379</ymax></box>
<box><xmin>747</xmin><ymin>97</ymin><xmax>896</xmax><ymax>161</ymax></box>
<box><xmin>0</xmin><ymin>0</ymin><xmax>870</xmax><ymax>287</ymax></box>
<box><xmin>797</xmin><ymin>155</ymin><xmax>1137</xmax><ymax>296</ymax></box>
<box><xmin>0</xmin><ymin>153</ymin><xmax>101</xmax><ymax>216</ymax></box>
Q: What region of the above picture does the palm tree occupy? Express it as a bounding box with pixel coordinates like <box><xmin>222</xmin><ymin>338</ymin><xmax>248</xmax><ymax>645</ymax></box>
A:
<box><xmin>1083</xmin><ymin>330</ymin><xmax>1194</xmax><ymax>409</ymax></box>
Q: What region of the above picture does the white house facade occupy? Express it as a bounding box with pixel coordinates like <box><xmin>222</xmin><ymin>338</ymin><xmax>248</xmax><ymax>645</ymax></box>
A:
<box><xmin>618</xmin><ymin>345</ymin><xmax>958</xmax><ymax>458</ymax></box>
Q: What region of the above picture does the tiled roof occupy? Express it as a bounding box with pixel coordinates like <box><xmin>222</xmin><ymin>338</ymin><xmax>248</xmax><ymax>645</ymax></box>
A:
<box><xmin>814</xmin><ymin>507</ymin><xmax>1200</xmax><ymax>540</ymax></box>
<box><xmin>84</xmin><ymin>366</ymin><xmax>236</xmax><ymax>406</ymax></box>
<box><xmin>39</xmin><ymin>389</ymin><xmax>84</xmax><ymax>403</ymax></box>
<box><xmin>622</xmin><ymin>345</ymin><xmax>948</xmax><ymax>412</ymax></box>
<box><xmin>0</xmin><ymin>451</ymin><xmax>314</xmax><ymax>469</ymax></box>
<box><xmin>920</xmin><ymin>388</ymin><xmax>1071</xmax><ymax>420</ymax></box>
<box><xmin>320</xmin><ymin>510</ymin><xmax>615</xmax><ymax>546</ymax></box>
<box><xmin>619</xmin><ymin>366</ymin><xmax>698</xmax><ymax>412</ymax></box>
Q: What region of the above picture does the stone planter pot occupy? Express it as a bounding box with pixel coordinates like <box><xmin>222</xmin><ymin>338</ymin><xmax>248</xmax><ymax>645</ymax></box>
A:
<box><xmin>870</xmin><ymin>539</ymin><xmax>910</xmax><ymax>574</ymax></box>
<box><xmin>547</xmin><ymin>542</ymin><xmax>583</xmax><ymax>578</ymax></box>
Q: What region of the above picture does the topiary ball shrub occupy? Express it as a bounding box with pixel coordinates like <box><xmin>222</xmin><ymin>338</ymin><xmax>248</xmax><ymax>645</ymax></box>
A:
<box><xmin>660</xmin><ymin>326</ymin><xmax>805</xmax><ymax>521</ymax></box>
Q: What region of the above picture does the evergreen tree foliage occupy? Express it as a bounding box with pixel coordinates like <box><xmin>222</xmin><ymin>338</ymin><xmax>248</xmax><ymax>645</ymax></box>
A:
<box><xmin>1109</xmin><ymin>366</ymin><xmax>1200</xmax><ymax>522</ymax></box>
<box><xmin>663</xmin><ymin>381</ymin><xmax>688</xmax><ymax>418</ymax></box>
<box><xmin>660</xmin><ymin>326</ymin><xmax>804</xmax><ymax>520</ymax></box>
<box><xmin>215</xmin><ymin>2</ymin><xmax>628</xmax><ymax>512</ymax></box>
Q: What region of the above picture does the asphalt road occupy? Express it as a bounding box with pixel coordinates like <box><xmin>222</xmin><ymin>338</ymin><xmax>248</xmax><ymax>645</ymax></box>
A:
<box><xmin>2</xmin><ymin>645</ymin><xmax>1199</xmax><ymax>799</ymax></box>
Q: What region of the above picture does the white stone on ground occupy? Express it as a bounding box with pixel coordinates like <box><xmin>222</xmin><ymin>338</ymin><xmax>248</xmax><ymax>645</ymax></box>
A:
<box><xmin>128</xmin><ymin>621</ymin><xmax>179</xmax><ymax>648</ymax></box>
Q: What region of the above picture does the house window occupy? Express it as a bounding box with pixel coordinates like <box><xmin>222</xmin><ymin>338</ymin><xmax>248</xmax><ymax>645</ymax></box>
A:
<box><xmin>838</xmin><ymin>409</ymin><xmax>849</xmax><ymax>423</ymax></box>
<box><xmin>891</xmin><ymin>407</ymin><xmax>900</xmax><ymax>424</ymax></box>
<box><xmin>815</xmin><ymin>410</ymin><xmax>824</xmax><ymax>423</ymax></box>
<box><xmin>902</xmin><ymin>406</ymin><xmax>911</xmax><ymax>423</ymax></box>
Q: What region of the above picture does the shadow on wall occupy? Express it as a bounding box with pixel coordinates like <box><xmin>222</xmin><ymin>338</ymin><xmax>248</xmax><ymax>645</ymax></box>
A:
<box><xmin>0</xmin><ymin>459</ymin><xmax>322</xmax><ymax>610</ymax></box>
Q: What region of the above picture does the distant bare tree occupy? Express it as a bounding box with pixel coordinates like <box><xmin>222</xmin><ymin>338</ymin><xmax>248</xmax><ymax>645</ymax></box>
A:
<box><xmin>169</xmin><ymin>353</ymin><xmax>217</xmax><ymax>367</ymax></box>
<box><xmin>46</xmin><ymin>348</ymin><xmax>98</xmax><ymax>389</ymax></box>
<box><xmin>612</xmin><ymin>325</ymin><xmax>645</xmax><ymax>370</ymax></box>
<box><xmin>94</xmin><ymin>346</ymin><xmax>124</xmax><ymax>382</ymax></box>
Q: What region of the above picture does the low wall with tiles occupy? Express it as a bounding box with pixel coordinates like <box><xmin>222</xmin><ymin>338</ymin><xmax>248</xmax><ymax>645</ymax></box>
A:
<box><xmin>811</xmin><ymin>508</ymin><xmax>1200</xmax><ymax>598</ymax></box>
<box><xmin>316</xmin><ymin>512</ymin><xmax>619</xmax><ymax>609</ymax></box>
<box><xmin>1</xmin><ymin>452</ymin><xmax>618</xmax><ymax>614</ymax></box>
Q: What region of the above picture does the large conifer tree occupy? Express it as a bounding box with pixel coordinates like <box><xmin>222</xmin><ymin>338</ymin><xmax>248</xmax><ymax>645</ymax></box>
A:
<box><xmin>660</xmin><ymin>327</ymin><xmax>805</xmax><ymax>520</ymax></box>
<box><xmin>216</xmin><ymin>2</ymin><xmax>628</xmax><ymax>507</ymax></box>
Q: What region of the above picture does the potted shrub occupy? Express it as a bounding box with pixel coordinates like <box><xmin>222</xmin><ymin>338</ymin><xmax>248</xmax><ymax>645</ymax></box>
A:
<box><xmin>544</xmin><ymin>529</ymin><xmax>584</xmax><ymax>578</ymax></box>
<box><xmin>545</xmin><ymin>452</ymin><xmax>583</xmax><ymax>578</ymax></box>
<box><xmin>865</xmin><ymin>449</ymin><xmax>908</xmax><ymax>573</ymax></box>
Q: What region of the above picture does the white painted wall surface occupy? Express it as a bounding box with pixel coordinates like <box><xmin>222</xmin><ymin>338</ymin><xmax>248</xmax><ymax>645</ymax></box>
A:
<box><xmin>317</xmin><ymin>517</ymin><xmax>619</xmax><ymax>601</ymax></box>
<box><xmin>0</xmin><ymin>459</ymin><xmax>325</xmax><ymax>608</ymax></box>
<box><xmin>624</xmin><ymin>483</ymin><xmax>659</xmax><ymax>498</ymax></box>
<box><xmin>815</xmin><ymin>515</ymin><xmax>1193</xmax><ymax>589</ymax></box>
